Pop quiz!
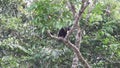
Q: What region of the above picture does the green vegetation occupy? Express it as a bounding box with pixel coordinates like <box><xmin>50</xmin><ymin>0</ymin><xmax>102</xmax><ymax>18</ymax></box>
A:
<box><xmin>0</xmin><ymin>0</ymin><xmax>120</xmax><ymax>68</ymax></box>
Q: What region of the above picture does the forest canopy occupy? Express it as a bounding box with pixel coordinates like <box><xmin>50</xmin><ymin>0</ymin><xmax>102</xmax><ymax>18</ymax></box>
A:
<box><xmin>0</xmin><ymin>0</ymin><xmax>120</xmax><ymax>68</ymax></box>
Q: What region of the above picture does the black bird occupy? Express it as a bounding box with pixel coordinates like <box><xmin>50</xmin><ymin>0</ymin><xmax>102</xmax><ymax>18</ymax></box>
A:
<box><xmin>58</xmin><ymin>27</ymin><xmax>70</xmax><ymax>38</ymax></box>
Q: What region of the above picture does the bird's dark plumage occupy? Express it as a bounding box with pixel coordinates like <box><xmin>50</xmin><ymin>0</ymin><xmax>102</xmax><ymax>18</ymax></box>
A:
<box><xmin>58</xmin><ymin>27</ymin><xmax>70</xmax><ymax>38</ymax></box>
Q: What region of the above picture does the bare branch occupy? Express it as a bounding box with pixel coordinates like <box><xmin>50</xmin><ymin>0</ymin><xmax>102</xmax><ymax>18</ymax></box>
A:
<box><xmin>48</xmin><ymin>0</ymin><xmax>91</xmax><ymax>67</ymax></box>
<box><xmin>71</xmin><ymin>26</ymin><xmax>82</xmax><ymax>68</ymax></box>
<box><xmin>67</xmin><ymin>1</ymin><xmax>76</xmax><ymax>18</ymax></box>
<box><xmin>47</xmin><ymin>29</ymin><xmax>90</xmax><ymax>68</ymax></box>
<box><xmin>86</xmin><ymin>0</ymin><xmax>96</xmax><ymax>21</ymax></box>
<box><xmin>47</xmin><ymin>30</ymin><xmax>76</xmax><ymax>49</ymax></box>
<box><xmin>65</xmin><ymin>0</ymin><xmax>89</xmax><ymax>40</ymax></box>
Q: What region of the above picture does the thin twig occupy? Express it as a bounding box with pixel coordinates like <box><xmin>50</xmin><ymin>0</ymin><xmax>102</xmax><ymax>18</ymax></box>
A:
<box><xmin>67</xmin><ymin>1</ymin><xmax>76</xmax><ymax>18</ymax></box>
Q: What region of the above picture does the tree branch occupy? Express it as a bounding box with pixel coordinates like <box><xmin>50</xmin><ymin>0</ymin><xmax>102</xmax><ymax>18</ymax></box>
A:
<box><xmin>47</xmin><ymin>30</ymin><xmax>90</xmax><ymax>68</ymax></box>
<box><xmin>86</xmin><ymin>0</ymin><xmax>96</xmax><ymax>21</ymax></box>
<box><xmin>71</xmin><ymin>26</ymin><xmax>82</xmax><ymax>68</ymax></box>
<box><xmin>67</xmin><ymin>1</ymin><xmax>76</xmax><ymax>18</ymax></box>
<box><xmin>65</xmin><ymin>0</ymin><xmax>90</xmax><ymax>40</ymax></box>
<box><xmin>47</xmin><ymin>0</ymin><xmax>91</xmax><ymax>67</ymax></box>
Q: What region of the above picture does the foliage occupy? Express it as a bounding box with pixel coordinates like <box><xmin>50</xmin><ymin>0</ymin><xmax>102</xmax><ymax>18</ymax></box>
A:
<box><xmin>0</xmin><ymin>0</ymin><xmax>120</xmax><ymax>68</ymax></box>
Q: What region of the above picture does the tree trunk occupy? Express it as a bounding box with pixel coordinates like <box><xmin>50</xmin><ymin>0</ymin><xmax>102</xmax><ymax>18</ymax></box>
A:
<box><xmin>71</xmin><ymin>28</ymin><xmax>82</xmax><ymax>68</ymax></box>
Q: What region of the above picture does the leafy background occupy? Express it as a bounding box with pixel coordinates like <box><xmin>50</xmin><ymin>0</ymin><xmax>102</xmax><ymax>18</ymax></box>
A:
<box><xmin>0</xmin><ymin>0</ymin><xmax>120</xmax><ymax>68</ymax></box>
